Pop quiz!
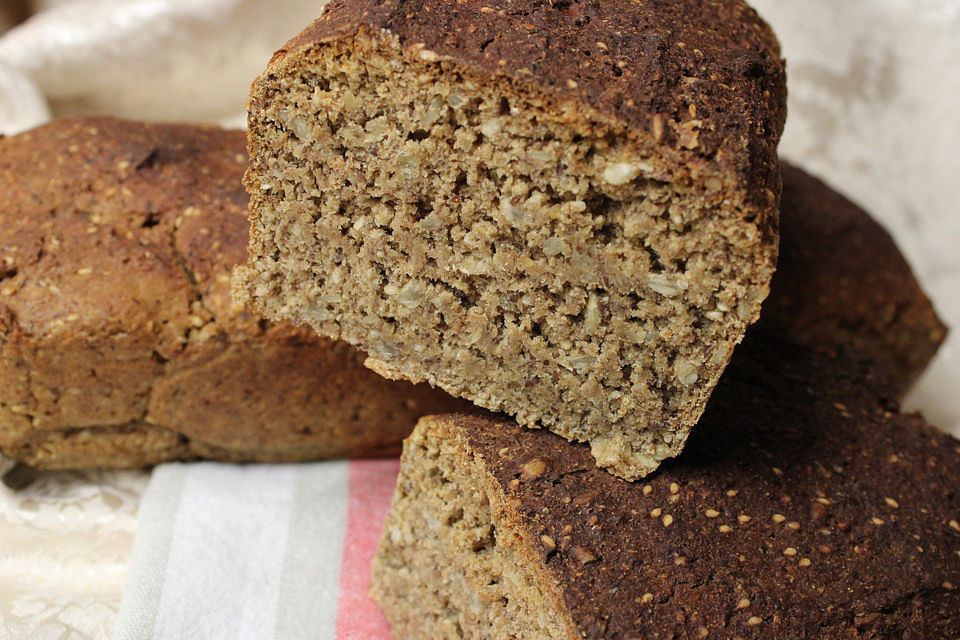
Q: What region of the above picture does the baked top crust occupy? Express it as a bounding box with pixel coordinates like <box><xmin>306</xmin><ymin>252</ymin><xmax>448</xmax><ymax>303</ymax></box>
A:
<box><xmin>270</xmin><ymin>0</ymin><xmax>786</xmax><ymax>221</ymax></box>
<box><xmin>0</xmin><ymin>116</ymin><xmax>252</xmax><ymax>348</ymax></box>
<box><xmin>440</xmin><ymin>332</ymin><xmax>960</xmax><ymax>638</ymax></box>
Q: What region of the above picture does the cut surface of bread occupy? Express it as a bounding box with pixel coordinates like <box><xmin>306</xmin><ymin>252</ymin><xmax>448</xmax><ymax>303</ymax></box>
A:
<box><xmin>0</xmin><ymin>117</ymin><xmax>467</xmax><ymax>469</ymax></box>
<box><xmin>238</xmin><ymin>0</ymin><xmax>787</xmax><ymax>479</ymax></box>
<box><xmin>372</xmin><ymin>332</ymin><xmax>960</xmax><ymax>639</ymax></box>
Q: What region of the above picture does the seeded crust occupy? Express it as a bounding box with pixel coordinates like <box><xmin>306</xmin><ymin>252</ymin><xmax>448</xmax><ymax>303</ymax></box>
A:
<box><xmin>764</xmin><ymin>162</ymin><xmax>947</xmax><ymax>395</ymax></box>
<box><xmin>238</xmin><ymin>0</ymin><xmax>787</xmax><ymax>480</ymax></box>
<box><xmin>0</xmin><ymin>117</ymin><xmax>467</xmax><ymax>469</ymax></box>
<box><xmin>372</xmin><ymin>330</ymin><xmax>960</xmax><ymax>639</ymax></box>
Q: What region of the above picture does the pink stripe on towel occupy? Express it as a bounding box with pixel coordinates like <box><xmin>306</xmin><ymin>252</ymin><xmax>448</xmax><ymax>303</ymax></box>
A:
<box><xmin>335</xmin><ymin>458</ymin><xmax>400</xmax><ymax>639</ymax></box>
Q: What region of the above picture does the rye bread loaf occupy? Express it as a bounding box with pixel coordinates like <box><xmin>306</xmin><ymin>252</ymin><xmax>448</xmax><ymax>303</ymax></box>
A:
<box><xmin>237</xmin><ymin>0</ymin><xmax>788</xmax><ymax>479</ymax></box>
<box><xmin>764</xmin><ymin>162</ymin><xmax>947</xmax><ymax>394</ymax></box>
<box><xmin>0</xmin><ymin>116</ymin><xmax>466</xmax><ymax>469</ymax></box>
<box><xmin>371</xmin><ymin>331</ymin><xmax>960</xmax><ymax>639</ymax></box>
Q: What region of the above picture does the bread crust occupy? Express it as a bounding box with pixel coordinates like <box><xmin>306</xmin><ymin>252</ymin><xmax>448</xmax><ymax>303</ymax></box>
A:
<box><xmin>764</xmin><ymin>162</ymin><xmax>947</xmax><ymax>393</ymax></box>
<box><xmin>0</xmin><ymin>116</ymin><xmax>466</xmax><ymax>469</ymax></box>
<box><xmin>378</xmin><ymin>332</ymin><xmax>960</xmax><ymax>638</ymax></box>
<box><xmin>276</xmin><ymin>0</ymin><xmax>787</xmax><ymax>224</ymax></box>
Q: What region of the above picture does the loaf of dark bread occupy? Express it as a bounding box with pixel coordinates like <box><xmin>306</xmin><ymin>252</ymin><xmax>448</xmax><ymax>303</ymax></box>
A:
<box><xmin>237</xmin><ymin>0</ymin><xmax>788</xmax><ymax>479</ymax></box>
<box><xmin>0</xmin><ymin>117</ymin><xmax>467</xmax><ymax>469</ymax></box>
<box><xmin>763</xmin><ymin>162</ymin><xmax>947</xmax><ymax>394</ymax></box>
<box><xmin>372</xmin><ymin>331</ymin><xmax>960</xmax><ymax>639</ymax></box>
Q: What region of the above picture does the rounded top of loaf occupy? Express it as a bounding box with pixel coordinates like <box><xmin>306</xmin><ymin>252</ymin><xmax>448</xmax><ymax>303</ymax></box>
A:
<box><xmin>271</xmin><ymin>0</ymin><xmax>786</xmax><ymax>212</ymax></box>
<box><xmin>764</xmin><ymin>162</ymin><xmax>947</xmax><ymax>394</ymax></box>
<box><xmin>0</xmin><ymin>117</ymin><xmax>263</xmax><ymax>352</ymax></box>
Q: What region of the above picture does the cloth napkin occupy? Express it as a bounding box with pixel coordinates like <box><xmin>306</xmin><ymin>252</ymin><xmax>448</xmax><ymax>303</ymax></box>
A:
<box><xmin>113</xmin><ymin>460</ymin><xmax>398</xmax><ymax>640</ymax></box>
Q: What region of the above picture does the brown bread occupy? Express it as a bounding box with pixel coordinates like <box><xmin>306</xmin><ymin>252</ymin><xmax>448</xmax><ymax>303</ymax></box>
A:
<box><xmin>238</xmin><ymin>0</ymin><xmax>788</xmax><ymax>479</ymax></box>
<box><xmin>0</xmin><ymin>116</ymin><xmax>467</xmax><ymax>469</ymax></box>
<box><xmin>0</xmin><ymin>118</ymin><xmax>941</xmax><ymax>469</ymax></box>
<box><xmin>372</xmin><ymin>330</ymin><xmax>960</xmax><ymax>639</ymax></box>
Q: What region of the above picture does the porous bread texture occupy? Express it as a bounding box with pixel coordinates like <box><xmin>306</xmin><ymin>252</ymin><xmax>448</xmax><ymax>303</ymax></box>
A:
<box><xmin>238</xmin><ymin>1</ymin><xmax>784</xmax><ymax>480</ymax></box>
<box><xmin>371</xmin><ymin>415</ymin><xmax>579</xmax><ymax>640</ymax></box>
<box><xmin>0</xmin><ymin>116</ymin><xmax>466</xmax><ymax>469</ymax></box>
<box><xmin>372</xmin><ymin>333</ymin><xmax>960</xmax><ymax>639</ymax></box>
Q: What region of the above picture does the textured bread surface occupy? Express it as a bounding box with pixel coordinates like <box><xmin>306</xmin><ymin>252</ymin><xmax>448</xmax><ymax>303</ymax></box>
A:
<box><xmin>764</xmin><ymin>162</ymin><xmax>947</xmax><ymax>394</ymax></box>
<box><xmin>0</xmin><ymin>116</ymin><xmax>466</xmax><ymax>469</ymax></box>
<box><xmin>238</xmin><ymin>0</ymin><xmax>787</xmax><ymax>479</ymax></box>
<box><xmin>372</xmin><ymin>331</ymin><xmax>960</xmax><ymax>639</ymax></box>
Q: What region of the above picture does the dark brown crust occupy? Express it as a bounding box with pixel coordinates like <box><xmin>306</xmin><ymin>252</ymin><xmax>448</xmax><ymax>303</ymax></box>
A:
<box><xmin>444</xmin><ymin>332</ymin><xmax>960</xmax><ymax>639</ymax></box>
<box><xmin>271</xmin><ymin>0</ymin><xmax>786</xmax><ymax>221</ymax></box>
<box><xmin>765</xmin><ymin>162</ymin><xmax>947</xmax><ymax>394</ymax></box>
<box><xmin>0</xmin><ymin>0</ymin><xmax>30</xmax><ymax>29</ymax></box>
<box><xmin>0</xmin><ymin>116</ymin><xmax>466</xmax><ymax>468</ymax></box>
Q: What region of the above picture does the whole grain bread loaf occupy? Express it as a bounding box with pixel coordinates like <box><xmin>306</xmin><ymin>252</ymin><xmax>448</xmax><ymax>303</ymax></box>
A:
<box><xmin>0</xmin><ymin>117</ymin><xmax>467</xmax><ymax>469</ymax></box>
<box><xmin>763</xmin><ymin>162</ymin><xmax>946</xmax><ymax>394</ymax></box>
<box><xmin>237</xmin><ymin>0</ymin><xmax>788</xmax><ymax>479</ymax></box>
<box><xmin>372</xmin><ymin>331</ymin><xmax>960</xmax><ymax>639</ymax></box>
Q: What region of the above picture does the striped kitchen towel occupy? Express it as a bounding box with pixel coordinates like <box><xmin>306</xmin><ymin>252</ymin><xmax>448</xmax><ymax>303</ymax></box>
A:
<box><xmin>113</xmin><ymin>460</ymin><xmax>399</xmax><ymax>640</ymax></box>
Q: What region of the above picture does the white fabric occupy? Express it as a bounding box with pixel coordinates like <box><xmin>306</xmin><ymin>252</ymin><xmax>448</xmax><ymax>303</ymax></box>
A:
<box><xmin>151</xmin><ymin>465</ymin><xmax>294</xmax><ymax>640</ymax></box>
<box><xmin>0</xmin><ymin>0</ymin><xmax>326</xmax><ymax>131</ymax></box>
<box><xmin>0</xmin><ymin>2</ymin><xmax>959</xmax><ymax>639</ymax></box>
<box><xmin>0</xmin><ymin>63</ymin><xmax>48</xmax><ymax>134</ymax></box>
<box><xmin>0</xmin><ymin>468</ymin><xmax>148</xmax><ymax>639</ymax></box>
<box><xmin>113</xmin><ymin>463</ymin><xmax>350</xmax><ymax>640</ymax></box>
